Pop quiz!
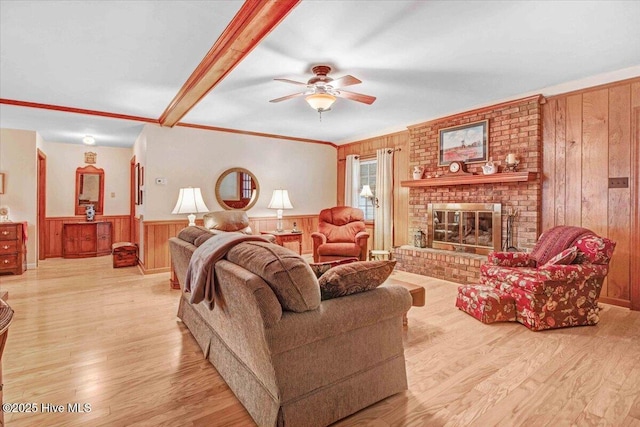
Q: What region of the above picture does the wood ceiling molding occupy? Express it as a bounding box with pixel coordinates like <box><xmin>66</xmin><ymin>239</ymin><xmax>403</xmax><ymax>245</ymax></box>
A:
<box><xmin>0</xmin><ymin>98</ymin><xmax>159</xmax><ymax>124</ymax></box>
<box><xmin>176</xmin><ymin>122</ymin><xmax>336</xmax><ymax>148</ymax></box>
<box><xmin>158</xmin><ymin>0</ymin><xmax>301</xmax><ymax>127</ymax></box>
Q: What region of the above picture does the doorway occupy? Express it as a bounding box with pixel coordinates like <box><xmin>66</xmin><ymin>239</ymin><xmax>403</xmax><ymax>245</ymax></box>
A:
<box><xmin>37</xmin><ymin>149</ymin><xmax>47</xmax><ymax>261</ymax></box>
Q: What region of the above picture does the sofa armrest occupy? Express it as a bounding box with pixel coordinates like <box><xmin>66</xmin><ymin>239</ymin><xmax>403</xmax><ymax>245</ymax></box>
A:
<box><xmin>487</xmin><ymin>251</ymin><xmax>535</xmax><ymax>267</ymax></box>
<box><xmin>266</xmin><ymin>285</ymin><xmax>411</xmax><ymax>355</ymax></box>
<box><xmin>311</xmin><ymin>232</ymin><xmax>327</xmax><ymax>245</ymax></box>
<box><xmin>355</xmin><ymin>230</ymin><xmax>369</xmax><ymax>245</ymax></box>
<box><xmin>311</xmin><ymin>232</ymin><xmax>327</xmax><ymax>262</ymax></box>
<box><xmin>355</xmin><ymin>231</ymin><xmax>370</xmax><ymax>260</ymax></box>
<box><xmin>537</xmin><ymin>263</ymin><xmax>609</xmax><ymax>282</ymax></box>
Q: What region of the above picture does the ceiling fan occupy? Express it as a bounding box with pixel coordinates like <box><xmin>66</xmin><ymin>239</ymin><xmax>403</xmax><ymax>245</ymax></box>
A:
<box><xmin>270</xmin><ymin>65</ymin><xmax>376</xmax><ymax>116</ymax></box>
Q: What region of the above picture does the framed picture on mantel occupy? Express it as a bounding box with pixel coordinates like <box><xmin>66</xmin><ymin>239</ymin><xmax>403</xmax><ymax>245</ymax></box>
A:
<box><xmin>438</xmin><ymin>119</ymin><xmax>488</xmax><ymax>166</ymax></box>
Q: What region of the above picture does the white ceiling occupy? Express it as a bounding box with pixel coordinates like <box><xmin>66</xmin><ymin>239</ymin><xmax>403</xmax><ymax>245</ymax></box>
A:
<box><xmin>1</xmin><ymin>0</ymin><xmax>640</xmax><ymax>147</ymax></box>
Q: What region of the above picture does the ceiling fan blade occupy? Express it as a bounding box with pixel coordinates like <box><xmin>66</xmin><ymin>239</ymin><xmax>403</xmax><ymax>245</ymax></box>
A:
<box><xmin>274</xmin><ymin>78</ymin><xmax>308</xmax><ymax>86</ymax></box>
<box><xmin>336</xmin><ymin>90</ymin><xmax>376</xmax><ymax>105</ymax></box>
<box><xmin>328</xmin><ymin>75</ymin><xmax>361</xmax><ymax>89</ymax></box>
<box><xmin>269</xmin><ymin>92</ymin><xmax>305</xmax><ymax>103</ymax></box>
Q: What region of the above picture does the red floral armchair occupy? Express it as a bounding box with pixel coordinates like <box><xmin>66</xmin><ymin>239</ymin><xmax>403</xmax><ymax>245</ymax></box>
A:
<box><xmin>311</xmin><ymin>206</ymin><xmax>369</xmax><ymax>263</ymax></box>
<box><xmin>480</xmin><ymin>226</ymin><xmax>616</xmax><ymax>331</ymax></box>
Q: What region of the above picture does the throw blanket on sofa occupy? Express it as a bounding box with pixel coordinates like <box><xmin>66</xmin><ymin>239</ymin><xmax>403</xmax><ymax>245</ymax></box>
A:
<box><xmin>185</xmin><ymin>233</ymin><xmax>269</xmax><ymax>309</ymax></box>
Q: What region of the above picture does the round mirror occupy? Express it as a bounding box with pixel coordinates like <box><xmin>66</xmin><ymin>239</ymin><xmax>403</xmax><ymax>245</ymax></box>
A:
<box><xmin>215</xmin><ymin>167</ymin><xmax>259</xmax><ymax>211</ymax></box>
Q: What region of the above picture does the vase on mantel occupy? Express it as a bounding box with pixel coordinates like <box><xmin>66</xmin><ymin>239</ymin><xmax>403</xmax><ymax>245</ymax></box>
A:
<box><xmin>412</xmin><ymin>166</ymin><xmax>425</xmax><ymax>180</ymax></box>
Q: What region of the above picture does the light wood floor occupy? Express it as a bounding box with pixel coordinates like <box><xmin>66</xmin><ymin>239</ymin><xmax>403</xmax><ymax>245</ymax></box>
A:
<box><xmin>1</xmin><ymin>257</ymin><xmax>639</xmax><ymax>426</ymax></box>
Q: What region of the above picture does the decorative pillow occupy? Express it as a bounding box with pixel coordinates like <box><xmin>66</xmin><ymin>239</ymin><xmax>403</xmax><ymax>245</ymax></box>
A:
<box><xmin>226</xmin><ymin>241</ymin><xmax>320</xmax><ymax>312</ymax></box>
<box><xmin>574</xmin><ymin>235</ymin><xmax>616</xmax><ymax>265</ymax></box>
<box><xmin>543</xmin><ymin>246</ymin><xmax>578</xmax><ymax>266</ymax></box>
<box><xmin>318</xmin><ymin>260</ymin><xmax>396</xmax><ymax>300</ymax></box>
<box><xmin>203</xmin><ymin>211</ymin><xmax>251</xmax><ymax>233</ymax></box>
<box><xmin>309</xmin><ymin>257</ymin><xmax>359</xmax><ymax>278</ymax></box>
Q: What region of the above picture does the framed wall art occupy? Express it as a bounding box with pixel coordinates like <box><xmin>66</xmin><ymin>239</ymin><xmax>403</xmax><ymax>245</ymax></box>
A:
<box><xmin>134</xmin><ymin>163</ymin><xmax>140</xmax><ymax>205</ymax></box>
<box><xmin>438</xmin><ymin>119</ymin><xmax>488</xmax><ymax>166</ymax></box>
<box><xmin>0</xmin><ymin>173</ymin><xmax>4</xmax><ymax>194</ymax></box>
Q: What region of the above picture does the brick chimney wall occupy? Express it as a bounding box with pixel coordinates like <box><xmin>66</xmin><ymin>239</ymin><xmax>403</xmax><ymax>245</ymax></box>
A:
<box><xmin>394</xmin><ymin>95</ymin><xmax>543</xmax><ymax>283</ymax></box>
<box><xmin>408</xmin><ymin>95</ymin><xmax>543</xmax><ymax>251</ymax></box>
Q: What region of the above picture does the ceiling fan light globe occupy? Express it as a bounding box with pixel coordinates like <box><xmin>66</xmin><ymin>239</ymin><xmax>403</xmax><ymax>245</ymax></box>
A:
<box><xmin>306</xmin><ymin>93</ymin><xmax>336</xmax><ymax>111</ymax></box>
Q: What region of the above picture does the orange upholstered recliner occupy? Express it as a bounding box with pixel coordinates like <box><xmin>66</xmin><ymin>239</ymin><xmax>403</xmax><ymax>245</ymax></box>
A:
<box><xmin>311</xmin><ymin>206</ymin><xmax>369</xmax><ymax>263</ymax></box>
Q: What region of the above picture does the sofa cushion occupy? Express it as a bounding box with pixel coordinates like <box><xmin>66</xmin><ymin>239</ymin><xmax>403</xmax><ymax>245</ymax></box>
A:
<box><xmin>543</xmin><ymin>246</ymin><xmax>578</xmax><ymax>266</ymax></box>
<box><xmin>177</xmin><ymin>226</ymin><xmax>212</xmax><ymax>245</ymax></box>
<box><xmin>193</xmin><ymin>232</ymin><xmax>215</xmax><ymax>247</ymax></box>
<box><xmin>226</xmin><ymin>241</ymin><xmax>320</xmax><ymax>312</ymax></box>
<box><xmin>317</xmin><ymin>242</ymin><xmax>362</xmax><ymax>258</ymax></box>
<box><xmin>309</xmin><ymin>257</ymin><xmax>359</xmax><ymax>278</ymax></box>
<box><xmin>318</xmin><ymin>260</ymin><xmax>396</xmax><ymax>300</ymax></box>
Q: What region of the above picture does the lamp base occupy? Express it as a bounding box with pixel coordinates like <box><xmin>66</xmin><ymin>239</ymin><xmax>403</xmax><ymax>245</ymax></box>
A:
<box><xmin>187</xmin><ymin>213</ymin><xmax>196</xmax><ymax>227</ymax></box>
<box><xmin>275</xmin><ymin>209</ymin><xmax>284</xmax><ymax>232</ymax></box>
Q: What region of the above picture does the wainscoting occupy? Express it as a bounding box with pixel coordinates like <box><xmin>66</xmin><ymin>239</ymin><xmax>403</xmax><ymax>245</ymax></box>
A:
<box><xmin>44</xmin><ymin>215</ymin><xmax>131</xmax><ymax>258</ymax></box>
<box><xmin>139</xmin><ymin>214</ymin><xmax>321</xmax><ymax>274</ymax></box>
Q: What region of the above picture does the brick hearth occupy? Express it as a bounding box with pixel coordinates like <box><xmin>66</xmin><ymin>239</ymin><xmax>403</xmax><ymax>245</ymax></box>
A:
<box><xmin>397</xmin><ymin>95</ymin><xmax>543</xmax><ymax>284</ymax></box>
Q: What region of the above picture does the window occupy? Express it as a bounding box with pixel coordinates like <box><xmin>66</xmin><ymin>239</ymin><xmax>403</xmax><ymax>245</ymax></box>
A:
<box><xmin>358</xmin><ymin>158</ymin><xmax>377</xmax><ymax>221</ymax></box>
<box><xmin>241</xmin><ymin>173</ymin><xmax>252</xmax><ymax>199</ymax></box>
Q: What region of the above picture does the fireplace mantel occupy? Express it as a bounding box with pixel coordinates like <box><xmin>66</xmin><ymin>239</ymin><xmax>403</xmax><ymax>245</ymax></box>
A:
<box><xmin>400</xmin><ymin>171</ymin><xmax>535</xmax><ymax>188</ymax></box>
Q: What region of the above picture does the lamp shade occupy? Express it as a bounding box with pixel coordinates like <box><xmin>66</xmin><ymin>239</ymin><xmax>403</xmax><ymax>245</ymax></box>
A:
<box><xmin>172</xmin><ymin>187</ymin><xmax>209</xmax><ymax>214</ymax></box>
<box><xmin>360</xmin><ymin>185</ymin><xmax>374</xmax><ymax>198</ymax></box>
<box><xmin>305</xmin><ymin>93</ymin><xmax>336</xmax><ymax>111</ymax></box>
<box><xmin>267</xmin><ymin>190</ymin><xmax>293</xmax><ymax>210</ymax></box>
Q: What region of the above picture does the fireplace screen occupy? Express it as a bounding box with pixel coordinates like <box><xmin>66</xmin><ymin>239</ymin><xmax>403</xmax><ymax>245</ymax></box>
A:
<box><xmin>427</xmin><ymin>203</ymin><xmax>501</xmax><ymax>255</ymax></box>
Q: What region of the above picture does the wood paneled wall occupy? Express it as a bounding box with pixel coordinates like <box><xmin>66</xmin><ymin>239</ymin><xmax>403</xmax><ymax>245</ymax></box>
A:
<box><xmin>336</xmin><ymin>131</ymin><xmax>410</xmax><ymax>246</ymax></box>
<box><xmin>542</xmin><ymin>78</ymin><xmax>640</xmax><ymax>309</ymax></box>
<box><xmin>139</xmin><ymin>214</ymin><xmax>320</xmax><ymax>274</ymax></box>
<box><xmin>44</xmin><ymin>215</ymin><xmax>131</xmax><ymax>258</ymax></box>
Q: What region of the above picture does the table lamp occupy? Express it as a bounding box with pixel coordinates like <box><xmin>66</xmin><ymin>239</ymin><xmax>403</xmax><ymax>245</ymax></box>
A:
<box><xmin>268</xmin><ymin>189</ymin><xmax>293</xmax><ymax>232</ymax></box>
<box><xmin>172</xmin><ymin>187</ymin><xmax>209</xmax><ymax>226</ymax></box>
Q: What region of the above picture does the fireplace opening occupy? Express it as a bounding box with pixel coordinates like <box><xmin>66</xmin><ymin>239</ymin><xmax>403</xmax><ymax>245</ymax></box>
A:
<box><xmin>427</xmin><ymin>203</ymin><xmax>501</xmax><ymax>255</ymax></box>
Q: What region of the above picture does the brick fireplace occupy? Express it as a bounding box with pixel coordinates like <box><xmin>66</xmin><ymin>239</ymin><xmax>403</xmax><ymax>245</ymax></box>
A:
<box><xmin>395</xmin><ymin>95</ymin><xmax>543</xmax><ymax>284</ymax></box>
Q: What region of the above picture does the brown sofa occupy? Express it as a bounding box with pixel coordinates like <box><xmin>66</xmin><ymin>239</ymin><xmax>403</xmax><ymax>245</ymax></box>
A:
<box><xmin>169</xmin><ymin>226</ymin><xmax>412</xmax><ymax>427</ymax></box>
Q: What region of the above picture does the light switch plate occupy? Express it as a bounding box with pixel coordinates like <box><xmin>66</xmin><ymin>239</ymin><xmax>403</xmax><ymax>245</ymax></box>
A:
<box><xmin>608</xmin><ymin>177</ymin><xmax>629</xmax><ymax>189</ymax></box>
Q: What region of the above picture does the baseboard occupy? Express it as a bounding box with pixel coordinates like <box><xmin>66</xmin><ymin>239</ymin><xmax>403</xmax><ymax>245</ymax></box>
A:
<box><xmin>600</xmin><ymin>296</ymin><xmax>631</xmax><ymax>308</ymax></box>
<box><xmin>139</xmin><ymin>263</ymin><xmax>171</xmax><ymax>275</ymax></box>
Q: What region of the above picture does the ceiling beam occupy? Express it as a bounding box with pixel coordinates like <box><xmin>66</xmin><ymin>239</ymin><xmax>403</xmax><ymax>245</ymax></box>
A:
<box><xmin>158</xmin><ymin>0</ymin><xmax>300</xmax><ymax>127</ymax></box>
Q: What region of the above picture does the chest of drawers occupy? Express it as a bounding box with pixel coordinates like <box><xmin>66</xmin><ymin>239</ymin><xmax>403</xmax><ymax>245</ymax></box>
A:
<box><xmin>0</xmin><ymin>222</ymin><xmax>26</xmax><ymax>275</ymax></box>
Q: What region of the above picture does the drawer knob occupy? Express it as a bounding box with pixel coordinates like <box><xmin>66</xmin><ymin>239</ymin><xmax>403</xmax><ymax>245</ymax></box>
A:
<box><xmin>1</xmin><ymin>245</ymin><xmax>8</xmax><ymax>250</ymax></box>
<box><xmin>1</xmin><ymin>231</ymin><xmax>8</xmax><ymax>235</ymax></box>
<box><xmin>3</xmin><ymin>260</ymin><xmax>8</xmax><ymax>264</ymax></box>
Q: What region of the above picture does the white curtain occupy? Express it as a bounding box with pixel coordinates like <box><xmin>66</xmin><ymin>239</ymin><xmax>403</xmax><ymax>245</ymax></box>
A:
<box><xmin>344</xmin><ymin>154</ymin><xmax>360</xmax><ymax>207</ymax></box>
<box><xmin>374</xmin><ymin>148</ymin><xmax>393</xmax><ymax>251</ymax></box>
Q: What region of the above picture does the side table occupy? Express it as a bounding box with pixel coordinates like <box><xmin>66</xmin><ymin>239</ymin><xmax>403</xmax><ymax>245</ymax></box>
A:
<box><xmin>384</xmin><ymin>277</ymin><xmax>426</xmax><ymax>326</ymax></box>
<box><xmin>261</xmin><ymin>230</ymin><xmax>303</xmax><ymax>255</ymax></box>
